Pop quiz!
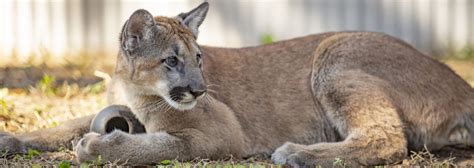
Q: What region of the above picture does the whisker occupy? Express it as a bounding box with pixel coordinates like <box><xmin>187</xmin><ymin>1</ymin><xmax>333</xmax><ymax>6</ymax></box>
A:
<box><xmin>206</xmin><ymin>84</ymin><xmax>219</xmax><ymax>87</ymax></box>
<box><xmin>207</xmin><ymin>89</ymin><xmax>218</xmax><ymax>94</ymax></box>
<box><xmin>206</xmin><ymin>83</ymin><xmax>220</xmax><ymax>89</ymax></box>
<box><xmin>200</xmin><ymin>93</ymin><xmax>209</xmax><ymax>105</ymax></box>
<box><xmin>164</xmin><ymin>104</ymin><xmax>173</xmax><ymax>113</ymax></box>
<box><xmin>147</xmin><ymin>98</ymin><xmax>172</xmax><ymax>113</ymax></box>
<box><xmin>202</xmin><ymin>93</ymin><xmax>214</xmax><ymax>105</ymax></box>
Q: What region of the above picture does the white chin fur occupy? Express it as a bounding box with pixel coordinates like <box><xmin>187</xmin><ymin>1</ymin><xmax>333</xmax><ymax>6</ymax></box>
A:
<box><xmin>163</xmin><ymin>96</ymin><xmax>197</xmax><ymax>110</ymax></box>
<box><xmin>154</xmin><ymin>81</ymin><xmax>197</xmax><ymax>110</ymax></box>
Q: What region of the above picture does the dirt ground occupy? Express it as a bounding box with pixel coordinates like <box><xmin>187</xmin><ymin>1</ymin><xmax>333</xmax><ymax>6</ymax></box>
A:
<box><xmin>0</xmin><ymin>59</ymin><xmax>473</xmax><ymax>167</ymax></box>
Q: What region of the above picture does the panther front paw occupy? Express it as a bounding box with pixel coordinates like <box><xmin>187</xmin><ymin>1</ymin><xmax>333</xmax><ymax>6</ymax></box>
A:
<box><xmin>271</xmin><ymin>142</ymin><xmax>305</xmax><ymax>166</ymax></box>
<box><xmin>75</xmin><ymin>132</ymin><xmax>102</xmax><ymax>163</ymax></box>
<box><xmin>0</xmin><ymin>131</ymin><xmax>26</xmax><ymax>155</ymax></box>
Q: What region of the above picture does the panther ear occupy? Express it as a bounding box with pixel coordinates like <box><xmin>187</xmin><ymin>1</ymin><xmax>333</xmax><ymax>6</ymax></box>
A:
<box><xmin>121</xmin><ymin>9</ymin><xmax>156</xmax><ymax>53</ymax></box>
<box><xmin>177</xmin><ymin>2</ymin><xmax>209</xmax><ymax>38</ymax></box>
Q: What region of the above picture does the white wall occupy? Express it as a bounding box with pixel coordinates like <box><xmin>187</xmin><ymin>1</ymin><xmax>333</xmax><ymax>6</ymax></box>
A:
<box><xmin>0</xmin><ymin>0</ymin><xmax>472</xmax><ymax>64</ymax></box>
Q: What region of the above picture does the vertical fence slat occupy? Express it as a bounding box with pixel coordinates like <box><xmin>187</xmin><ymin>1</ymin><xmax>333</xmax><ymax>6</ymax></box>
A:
<box><xmin>453</xmin><ymin>0</ymin><xmax>469</xmax><ymax>51</ymax></box>
<box><xmin>51</xmin><ymin>0</ymin><xmax>67</xmax><ymax>59</ymax></box>
<box><xmin>0</xmin><ymin>0</ymin><xmax>15</xmax><ymax>61</ymax></box>
<box><xmin>0</xmin><ymin>0</ymin><xmax>472</xmax><ymax>61</ymax></box>
<box><xmin>469</xmin><ymin>0</ymin><xmax>473</xmax><ymax>48</ymax></box>
<box><xmin>16</xmin><ymin>0</ymin><xmax>33</xmax><ymax>58</ymax></box>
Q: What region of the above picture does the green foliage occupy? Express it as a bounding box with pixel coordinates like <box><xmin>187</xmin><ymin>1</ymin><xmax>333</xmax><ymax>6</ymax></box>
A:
<box><xmin>333</xmin><ymin>157</ymin><xmax>348</xmax><ymax>168</ymax></box>
<box><xmin>36</xmin><ymin>74</ymin><xmax>56</xmax><ymax>95</ymax></box>
<box><xmin>0</xmin><ymin>99</ymin><xmax>12</xmax><ymax>117</ymax></box>
<box><xmin>33</xmin><ymin>106</ymin><xmax>42</xmax><ymax>115</ymax></box>
<box><xmin>223</xmin><ymin>163</ymin><xmax>232</xmax><ymax>168</ymax></box>
<box><xmin>50</xmin><ymin>121</ymin><xmax>59</xmax><ymax>127</ymax></box>
<box><xmin>160</xmin><ymin>159</ymin><xmax>172</xmax><ymax>165</ymax></box>
<box><xmin>29</xmin><ymin>73</ymin><xmax>107</xmax><ymax>98</ymax></box>
<box><xmin>454</xmin><ymin>46</ymin><xmax>474</xmax><ymax>60</ymax></box>
<box><xmin>58</xmin><ymin>160</ymin><xmax>71</xmax><ymax>168</ymax></box>
<box><xmin>260</xmin><ymin>33</ymin><xmax>275</xmax><ymax>45</ymax></box>
<box><xmin>13</xmin><ymin>154</ymin><xmax>22</xmax><ymax>161</ymax></box>
<box><xmin>80</xmin><ymin>162</ymin><xmax>92</xmax><ymax>168</ymax></box>
<box><xmin>82</xmin><ymin>81</ymin><xmax>106</xmax><ymax>95</ymax></box>
<box><xmin>0</xmin><ymin>148</ymin><xmax>9</xmax><ymax>158</ymax></box>
<box><xmin>31</xmin><ymin>164</ymin><xmax>42</xmax><ymax>168</ymax></box>
<box><xmin>25</xmin><ymin>148</ymin><xmax>41</xmax><ymax>160</ymax></box>
<box><xmin>57</xmin><ymin>146</ymin><xmax>66</xmax><ymax>152</ymax></box>
<box><xmin>173</xmin><ymin>161</ymin><xmax>192</xmax><ymax>168</ymax></box>
<box><xmin>234</xmin><ymin>164</ymin><xmax>245</xmax><ymax>168</ymax></box>
<box><xmin>0</xmin><ymin>99</ymin><xmax>8</xmax><ymax>114</ymax></box>
<box><xmin>94</xmin><ymin>155</ymin><xmax>103</xmax><ymax>165</ymax></box>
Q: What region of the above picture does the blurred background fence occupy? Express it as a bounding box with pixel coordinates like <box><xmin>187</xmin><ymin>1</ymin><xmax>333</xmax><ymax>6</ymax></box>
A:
<box><xmin>0</xmin><ymin>0</ymin><xmax>473</xmax><ymax>67</ymax></box>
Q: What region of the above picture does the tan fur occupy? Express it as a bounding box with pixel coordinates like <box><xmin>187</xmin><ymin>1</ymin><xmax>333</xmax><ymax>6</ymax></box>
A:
<box><xmin>1</xmin><ymin>3</ymin><xmax>473</xmax><ymax>167</ymax></box>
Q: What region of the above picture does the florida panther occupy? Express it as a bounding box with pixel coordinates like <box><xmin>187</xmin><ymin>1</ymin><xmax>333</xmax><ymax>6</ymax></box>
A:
<box><xmin>1</xmin><ymin>2</ymin><xmax>473</xmax><ymax>167</ymax></box>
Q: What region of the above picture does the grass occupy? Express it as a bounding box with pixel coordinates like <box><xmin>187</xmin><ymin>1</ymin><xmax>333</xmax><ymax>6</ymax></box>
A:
<box><xmin>451</xmin><ymin>46</ymin><xmax>474</xmax><ymax>60</ymax></box>
<box><xmin>443</xmin><ymin>59</ymin><xmax>474</xmax><ymax>87</ymax></box>
<box><xmin>0</xmin><ymin>75</ymin><xmax>107</xmax><ymax>133</ymax></box>
<box><xmin>408</xmin><ymin>149</ymin><xmax>455</xmax><ymax>168</ymax></box>
<box><xmin>260</xmin><ymin>33</ymin><xmax>275</xmax><ymax>45</ymax></box>
<box><xmin>0</xmin><ymin>53</ymin><xmax>473</xmax><ymax>166</ymax></box>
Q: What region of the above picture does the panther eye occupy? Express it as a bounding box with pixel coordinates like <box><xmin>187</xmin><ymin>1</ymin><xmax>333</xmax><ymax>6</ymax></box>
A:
<box><xmin>165</xmin><ymin>56</ymin><xmax>178</xmax><ymax>67</ymax></box>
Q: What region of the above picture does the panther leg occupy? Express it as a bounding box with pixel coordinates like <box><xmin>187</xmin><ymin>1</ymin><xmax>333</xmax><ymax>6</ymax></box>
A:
<box><xmin>272</xmin><ymin>71</ymin><xmax>408</xmax><ymax>167</ymax></box>
<box><xmin>0</xmin><ymin>115</ymin><xmax>95</xmax><ymax>152</ymax></box>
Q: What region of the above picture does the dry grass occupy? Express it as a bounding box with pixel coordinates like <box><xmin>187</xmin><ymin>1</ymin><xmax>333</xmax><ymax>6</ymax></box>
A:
<box><xmin>403</xmin><ymin>146</ymin><xmax>456</xmax><ymax>167</ymax></box>
<box><xmin>0</xmin><ymin>87</ymin><xmax>106</xmax><ymax>133</ymax></box>
<box><xmin>0</xmin><ymin>57</ymin><xmax>473</xmax><ymax>166</ymax></box>
<box><xmin>444</xmin><ymin>59</ymin><xmax>474</xmax><ymax>86</ymax></box>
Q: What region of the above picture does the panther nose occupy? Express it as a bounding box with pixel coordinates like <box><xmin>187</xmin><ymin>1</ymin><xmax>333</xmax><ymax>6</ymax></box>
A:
<box><xmin>190</xmin><ymin>90</ymin><xmax>205</xmax><ymax>97</ymax></box>
<box><xmin>188</xmin><ymin>80</ymin><xmax>206</xmax><ymax>98</ymax></box>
